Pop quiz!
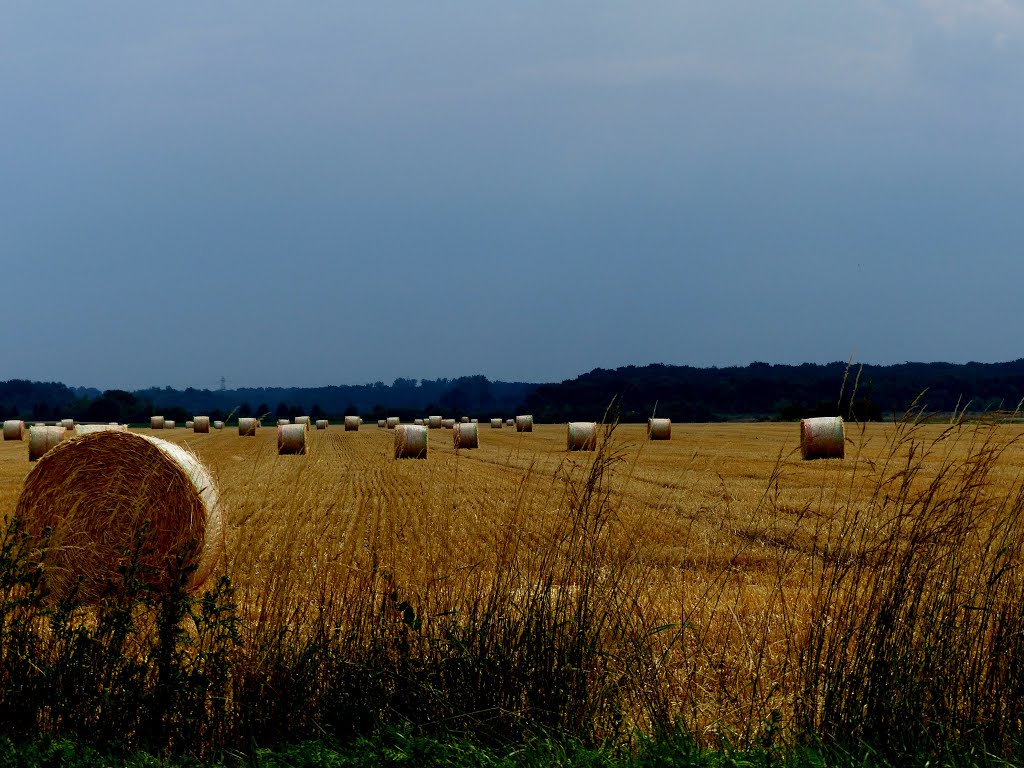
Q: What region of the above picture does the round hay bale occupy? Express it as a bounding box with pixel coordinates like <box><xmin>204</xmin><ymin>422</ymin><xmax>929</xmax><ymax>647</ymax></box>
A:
<box><xmin>213</xmin><ymin>421</ymin><xmax>224</xmax><ymax>430</ymax></box>
<box><xmin>454</xmin><ymin>422</ymin><xmax>479</xmax><ymax>449</ymax></box>
<box><xmin>185</xmin><ymin>421</ymin><xmax>195</xmax><ymax>430</ymax></box>
<box><xmin>490</xmin><ymin>418</ymin><xmax>502</xmax><ymax>429</ymax></box>
<box><xmin>150</xmin><ymin>416</ymin><xmax>165</xmax><ymax>430</ymax></box>
<box><xmin>386</xmin><ymin>416</ymin><xmax>400</xmax><ymax>429</ymax></box>
<box><xmin>165</xmin><ymin>421</ymin><xmax>176</xmax><ymax>429</ymax></box>
<box><xmin>377</xmin><ymin>419</ymin><xmax>386</xmax><ymax>428</ymax></box>
<box><xmin>344</xmin><ymin>416</ymin><xmax>360</xmax><ymax>431</ymax></box>
<box><xmin>800</xmin><ymin>416</ymin><xmax>845</xmax><ymax>460</ymax></box>
<box><xmin>4</xmin><ymin>420</ymin><xmax>25</xmax><ymax>441</ymax></box>
<box><xmin>414</xmin><ymin>418</ymin><xmax>424</xmax><ymax>426</ymax></box>
<box><xmin>29</xmin><ymin>426</ymin><xmax>66</xmax><ymax>461</ymax></box>
<box><xmin>359</xmin><ymin>418</ymin><xmax>363</xmax><ymax>424</ymax></box>
<box><xmin>506</xmin><ymin>419</ymin><xmax>514</xmax><ymax>427</ymax></box>
<box><xmin>428</xmin><ymin>415</ymin><xmax>442</xmax><ymax>429</ymax></box>
<box><xmin>238</xmin><ymin>417</ymin><xmax>258</xmax><ymax>436</ymax></box>
<box><xmin>649</xmin><ymin>418</ymin><xmax>671</xmax><ymax>441</ymax></box>
<box><xmin>315</xmin><ymin>419</ymin><xmax>328</xmax><ymax>430</ymax></box>
<box><xmin>74</xmin><ymin>424</ymin><xmax>127</xmax><ymax>436</ymax></box>
<box><xmin>278</xmin><ymin>423</ymin><xmax>307</xmax><ymax>455</ymax></box>
<box><xmin>16</xmin><ymin>431</ymin><xmax>225</xmax><ymax>601</ymax></box>
<box><xmin>442</xmin><ymin>418</ymin><xmax>456</xmax><ymax>429</ymax></box>
<box><xmin>193</xmin><ymin>416</ymin><xmax>210</xmax><ymax>433</ymax></box>
<box><xmin>515</xmin><ymin>415</ymin><xmax>533</xmax><ymax>433</ymax></box>
<box><xmin>294</xmin><ymin>416</ymin><xmax>311</xmax><ymax>430</ymax></box>
<box><xmin>277</xmin><ymin>419</ymin><xmax>290</xmax><ymax>426</ymax></box>
<box><xmin>60</xmin><ymin>418</ymin><xmax>75</xmax><ymax>430</ymax></box>
<box><xmin>394</xmin><ymin>424</ymin><xmax>427</xmax><ymax>459</ymax></box>
<box><xmin>470</xmin><ymin>418</ymin><xmax>478</xmax><ymax>424</ymax></box>
<box><xmin>461</xmin><ymin>417</ymin><xmax>469</xmax><ymax>424</ymax></box>
<box><xmin>567</xmin><ymin>422</ymin><xmax>598</xmax><ymax>451</ymax></box>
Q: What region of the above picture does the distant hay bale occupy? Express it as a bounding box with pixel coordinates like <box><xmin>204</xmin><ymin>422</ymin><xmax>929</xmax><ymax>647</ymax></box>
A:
<box><xmin>442</xmin><ymin>418</ymin><xmax>456</xmax><ymax>429</ymax></box>
<box><xmin>414</xmin><ymin>418</ymin><xmax>424</xmax><ymax>426</ymax></box>
<box><xmin>28</xmin><ymin>426</ymin><xmax>66</xmax><ymax>461</ymax></box>
<box><xmin>213</xmin><ymin>421</ymin><xmax>224</xmax><ymax>430</ymax></box>
<box><xmin>165</xmin><ymin>421</ymin><xmax>176</xmax><ymax>429</ymax></box>
<box><xmin>277</xmin><ymin>423</ymin><xmax>307</xmax><ymax>455</ymax></box>
<box><xmin>394</xmin><ymin>424</ymin><xmax>427</xmax><ymax>459</ymax></box>
<box><xmin>185</xmin><ymin>421</ymin><xmax>194</xmax><ymax>429</ymax></box>
<box><xmin>454</xmin><ymin>422</ymin><xmax>479</xmax><ymax>449</ymax></box>
<box><xmin>16</xmin><ymin>431</ymin><xmax>225</xmax><ymax>601</ymax></box>
<box><xmin>515</xmin><ymin>415</ymin><xmax>534</xmax><ymax>433</ymax></box>
<box><xmin>800</xmin><ymin>416</ymin><xmax>845</xmax><ymax>460</ymax></box>
<box><xmin>649</xmin><ymin>418</ymin><xmax>671</xmax><ymax>441</ymax></box>
<box><xmin>471</xmin><ymin>418</ymin><xmax>478</xmax><ymax>424</ymax></box>
<box><xmin>193</xmin><ymin>416</ymin><xmax>210</xmax><ymax>433</ymax></box>
<box><xmin>238</xmin><ymin>417</ymin><xmax>258</xmax><ymax>436</ymax></box>
<box><xmin>387</xmin><ymin>416</ymin><xmax>400</xmax><ymax>429</ymax></box>
<box><xmin>294</xmin><ymin>416</ymin><xmax>311</xmax><ymax>430</ymax></box>
<box><xmin>74</xmin><ymin>424</ymin><xmax>127</xmax><ymax>436</ymax></box>
<box><xmin>428</xmin><ymin>415</ymin><xmax>442</xmax><ymax>429</ymax></box>
<box><xmin>3</xmin><ymin>420</ymin><xmax>25</xmax><ymax>441</ymax></box>
<box><xmin>377</xmin><ymin>419</ymin><xmax>386</xmax><ymax>428</ymax></box>
<box><xmin>60</xmin><ymin>418</ymin><xmax>74</xmax><ymax>430</ymax></box>
<box><xmin>461</xmin><ymin>417</ymin><xmax>469</xmax><ymax>424</ymax></box>
<box><xmin>315</xmin><ymin>419</ymin><xmax>328</xmax><ymax>430</ymax></box>
<box><xmin>567</xmin><ymin>422</ymin><xmax>598</xmax><ymax>451</ymax></box>
<box><xmin>345</xmin><ymin>416</ymin><xmax>360</xmax><ymax>431</ymax></box>
<box><xmin>506</xmin><ymin>419</ymin><xmax>514</xmax><ymax>427</ymax></box>
<box><xmin>151</xmin><ymin>416</ymin><xmax>165</xmax><ymax>430</ymax></box>
<box><xmin>490</xmin><ymin>418</ymin><xmax>502</xmax><ymax>429</ymax></box>
<box><xmin>277</xmin><ymin>419</ymin><xmax>290</xmax><ymax>426</ymax></box>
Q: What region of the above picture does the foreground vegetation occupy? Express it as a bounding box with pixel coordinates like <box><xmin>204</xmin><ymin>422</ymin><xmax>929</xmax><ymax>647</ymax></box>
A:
<box><xmin>1</xmin><ymin>414</ymin><xmax>1024</xmax><ymax>764</ymax></box>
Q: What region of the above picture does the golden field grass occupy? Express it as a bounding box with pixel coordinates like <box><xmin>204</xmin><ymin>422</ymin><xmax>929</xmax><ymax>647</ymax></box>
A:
<box><xmin>3</xmin><ymin>418</ymin><xmax>1024</xmax><ymax>745</ymax></box>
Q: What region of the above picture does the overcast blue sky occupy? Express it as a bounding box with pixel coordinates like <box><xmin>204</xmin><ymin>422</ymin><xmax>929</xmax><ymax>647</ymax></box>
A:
<box><xmin>3</xmin><ymin>2</ymin><xmax>1022</xmax><ymax>390</ymax></box>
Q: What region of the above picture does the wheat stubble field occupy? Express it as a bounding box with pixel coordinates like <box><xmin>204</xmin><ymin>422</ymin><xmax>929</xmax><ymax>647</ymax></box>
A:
<box><xmin>3</xmin><ymin>418</ymin><xmax>1024</xmax><ymax>750</ymax></box>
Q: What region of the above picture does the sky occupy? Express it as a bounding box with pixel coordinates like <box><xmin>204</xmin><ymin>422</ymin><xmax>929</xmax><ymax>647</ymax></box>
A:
<box><xmin>2</xmin><ymin>2</ymin><xmax>1023</xmax><ymax>390</ymax></box>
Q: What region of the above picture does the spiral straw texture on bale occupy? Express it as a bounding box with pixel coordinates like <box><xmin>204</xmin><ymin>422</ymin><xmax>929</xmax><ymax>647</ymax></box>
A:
<box><xmin>277</xmin><ymin>423</ymin><xmax>307</xmax><ymax>455</ymax></box>
<box><xmin>490</xmin><ymin>418</ymin><xmax>502</xmax><ymax>429</ymax></box>
<box><xmin>516</xmin><ymin>415</ymin><xmax>534</xmax><ymax>433</ymax></box>
<box><xmin>151</xmin><ymin>416</ymin><xmax>165</xmax><ymax>430</ymax></box>
<box><xmin>3</xmin><ymin>420</ymin><xmax>25</xmax><ymax>441</ymax></box>
<box><xmin>453</xmin><ymin>422</ymin><xmax>479</xmax><ymax>449</ymax></box>
<box><xmin>193</xmin><ymin>416</ymin><xmax>210</xmax><ymax>433</ymax></box>
<box><xmin>800</xmin><ymin>416</ymin><xmax>845</xmax><ymax>460</ymax></box>
<box><xmin>238</xmin><ymin>418</ymin><xmax>258</xmax><ymax>436</ymax></box>
<box><xmin>29</xmin><ymin>426</ymin><xmax>66</xmax><ymax>461</ymax></box>
<box><xmin>16</xmin><ymin>431</ymin><xmax>225</xmax><ymax>601</ymax></box>
<box><xmin>74</xmin><ymin>424</ymin><xmax>127</xmax><ymax>436</ymax></box>
<box><xmin>315</xmin><ymin>419</ymin><xmax>328</xmax><ymax>430</ymax></box>
<box><xmin>394</xmin><ymin>424</ymin><xmax>427</xmax><ymax>459</ymax></box>
<box><xmin>387</xmin><ymin>416</ymin><xmax>400</xmax><ymax>429</ymax></box>
<box><xmin>344</xmin><ymin>416</ymin><xmax>360</xmax><ymax>431</ymax></box>
<box><xmin>567</xmin><ymin>422</ymin><xmax>598</xmax><ymax>452</ymax></box>
<box><xmin>648</xmin><ymin>418</ymin><xmax>671</xmax><ymax>441</ymax></box>
<box><xmin>428</xmin><ymin>415</ymin><xmax>442</xmax><ymax>429</ymax></box>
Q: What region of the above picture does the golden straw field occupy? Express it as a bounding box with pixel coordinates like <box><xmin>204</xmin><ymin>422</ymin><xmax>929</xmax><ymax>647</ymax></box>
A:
<box><xmin>3</xmin><ymin>419</ymin><xmax>1024</xmax><ymax>742</ymax></box>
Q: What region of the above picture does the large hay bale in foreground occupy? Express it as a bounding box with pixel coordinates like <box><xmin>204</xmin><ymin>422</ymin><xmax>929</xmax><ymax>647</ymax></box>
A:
<box><xmin>278</xmin><ymin>424</ymin><xmax>307</xmax><ymax>455</ymax></box>
<box><xmin>800</xmin><ymin>416</ymin><xmax>845</xmax><ymax>460</ymax></box>
<box><xmin>193</xmin><ymin>416</ymin><xmax>210</xmax><ymax>433</ymax></box>
<box><xmin>345</xmin><ymin>416</ymin><xmax>360</xmax><ymax>431</ymax></box>
<box><xmin>394</xmin><ymin>424</ymin><xmax>427</xmax><ymax>459</ymax></box>
<box><xmin>3</xmin><ymin>420</ymin><xmax>25</xmax><ymax>441</ymax></box>
<box><xmin>238</xmin><ymin>418</ymin><xmax>258</xmax><ymax>436</ymax></box>
<box><xmin>29</xmin><ymin>425</ymin><xmax>66</xmax><ymax>461</ymax></box>
<box><xmin>74</xmin><ymin>424</ymin><xmax>127</xmax><ymax>436</ymax></box>
<box><xmin>516</xmin><ymin>415</ymin><xmax>533</xmax><ymax>433</ymax></box>
<box><xmin>16</xmin><ymin>431</ymin><xmax>225</xmax><ymax>601</ymax></box>
<box><xmin>567</xmin><ymin>422</ymin><xmax>598</xmax><ymax>451</ymax></box>
<box><xmin>649</xmin><ymin>418</ymin><xmax>671</xmax><ymax>441</ymax></box>
<box><xmin>428</xmin><ymin>415</ymin><xmax>442</xmax><ymax>429</ymax></box>
<box><xmin>454</xmin><ymin>422</ymin><xmax>479</xmax><ymax>449</ymax></box>
<box><xmin>151</xmin><ymin>416</ymin><xmax>165</xmax><ymax>430</ymax></box>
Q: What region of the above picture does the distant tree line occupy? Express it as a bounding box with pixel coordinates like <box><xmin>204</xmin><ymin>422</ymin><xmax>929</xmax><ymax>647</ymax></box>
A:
<box><xmin>3</xmin><ymin>361</ymin><xmax>1023</xmax><ymax>425</ymax></box>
